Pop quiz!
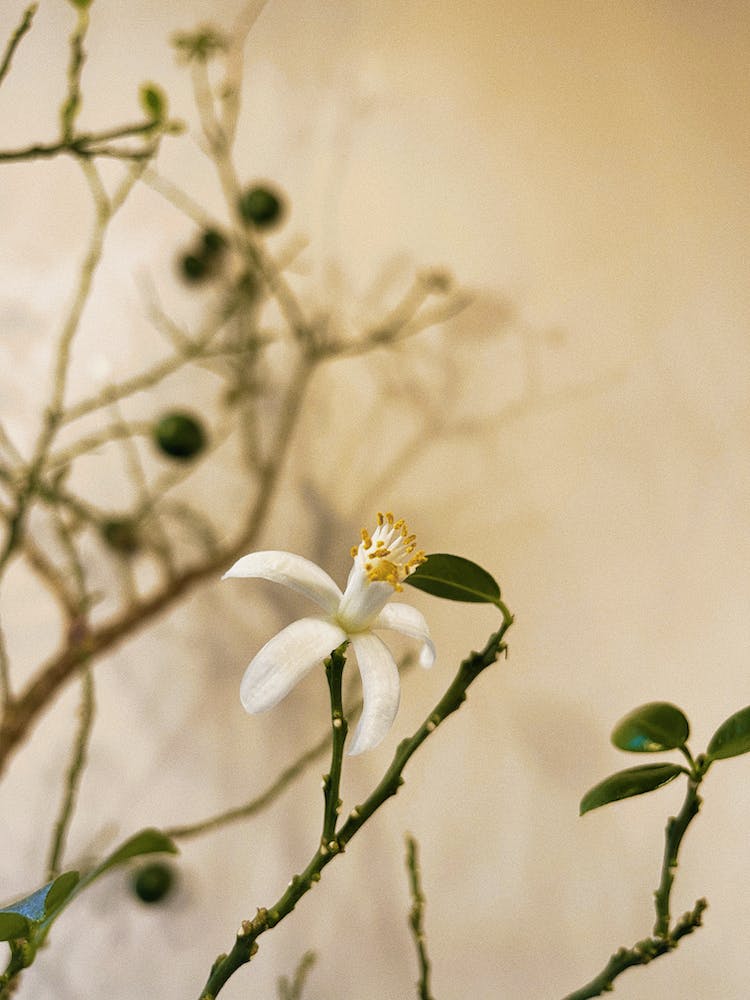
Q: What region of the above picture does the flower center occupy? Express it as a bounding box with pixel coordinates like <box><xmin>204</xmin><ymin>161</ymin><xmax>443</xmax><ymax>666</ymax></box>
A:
<box><xmin>350</xmin><ymin>511</ymin><xmax>426</xmax><ymax>592</ymax></box>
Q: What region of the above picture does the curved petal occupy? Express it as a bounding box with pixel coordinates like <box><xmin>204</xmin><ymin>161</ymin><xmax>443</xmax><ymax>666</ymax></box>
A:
<box><xmin>240</xmin><ymin>617</ymin><xmax>347</xmax><ymax>714</ymax></box>
<box><xmin>347</xmin><ymin>632</ymin><xmax>401</xmax><ymax>755</ymax></box>
<box><xmin>223</xmin><ymin>551</ymin><xmax>342</xmax><ymax>615</ymax></box>
<box><xmin>372</xmin><ymin>602</ymin><xmax>435</xmax><ymax>668</ymax></box>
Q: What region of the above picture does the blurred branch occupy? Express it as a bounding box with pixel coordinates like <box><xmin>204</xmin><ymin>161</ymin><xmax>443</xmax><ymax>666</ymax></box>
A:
<box><xmin>165</xmin><ymin>655</ymin><xmax>415</xmax><ymax>841</ymax></box>
<box><xmin>0</xmin><ymin>158</ymin><xmax>145</xmax><ymax>575</ymax></box>
<box><xmin>405</xmin><ymin>834</ymin><xmax>434</xmax><ymax>1000</ymax></box>
<box><xmin>0</xmin><ymin>3</ymin><xmax>36</xmax><ymax>88</ymax></box>
<box><xmin>0</xmin><ymin>353</ymin><xmax>315</xmax><ymax>778</ymax></box>
<box><xmin>46</xmin><ymin>666</ymin><xmax>95</xmax><ymax>880</ymax></box>
<box><xmin>0</xmin><ymin>620</ymin><xmax>10</xmax><ymax>712</ymax></box>
<box><xmin>0</xmin><ymin>123</ymin><xmax>167</xmax><ymax>164</ymax></box>
<box><xmin>277</xmin><ymin>951</ymin><xmax>316</xmax><ymax>1000</ymax></box>
<box><xmin>165</xmin><ymin>727</ymin><xmax>331</xmax><ymax>841</ymax></box>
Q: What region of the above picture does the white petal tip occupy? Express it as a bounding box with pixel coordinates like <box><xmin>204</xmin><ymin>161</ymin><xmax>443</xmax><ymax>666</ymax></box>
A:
<box><xmin>419</xmin><ymin>645</ymin><xmax>436</xmax><ymax>669</ymax></box>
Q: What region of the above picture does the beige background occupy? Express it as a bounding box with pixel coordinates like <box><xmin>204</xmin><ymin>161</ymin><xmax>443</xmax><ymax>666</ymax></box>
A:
<box><xmin>1</xmin><ymin>1</ymin><xmax>749</xmax><ymax>998</ymax></box>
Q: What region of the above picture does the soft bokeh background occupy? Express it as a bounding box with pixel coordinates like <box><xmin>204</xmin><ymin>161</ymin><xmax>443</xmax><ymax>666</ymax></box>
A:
<box><xmin>1</xmin><ymin>1</ymin><xmax>749</xmax><ymax>998</ymax></box>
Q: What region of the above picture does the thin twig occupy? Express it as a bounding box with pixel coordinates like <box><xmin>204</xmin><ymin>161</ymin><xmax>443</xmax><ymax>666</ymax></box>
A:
<box><xmin>164</xmin><ymin>655</ymin><xmax>414</xmax><ymax>841</ymax></box>
<box><xmin>23</xmin><ymin>538</ymin><xmax>81</xmax><ymax>620</ymax></box>
<box><xmin>46</xmin><ymin>666</ymin><xmax>95</xmax><ymax>879</ymax></box>
<box><xmin>0</xmin><ymin>618</ymin><xmax>11</xmax><ymax>711</ymax></box>
<box><xmin>0</xmin><ymin>3</ymin><xmax>36</xmax><ymax>88</ymax></box>
<box><xmin>220</xmin><ymin>1</ymin><xmax>270</xmax><ymax>145</ymax></box>
<box><xmin>405</xmin><ymin>834</ymin><xmax>434</xmax><ymax>1000</ymax></box>
<box><xmin>0</xmin><ymin>357</ymin><xmax>316</xmax><ymax>777</ymax></box>
<box><xmin>277</xmin><ymin>951</ymin><xmax>316</xmax><ymax>1000</ymax></box>
<box><xmin>165</xmin><ymin>728</ymin><xmax>331</xmax><ymax>841</ymax></box>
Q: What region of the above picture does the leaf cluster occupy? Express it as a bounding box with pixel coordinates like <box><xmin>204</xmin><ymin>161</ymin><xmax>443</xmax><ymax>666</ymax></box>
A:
<box><xmin>580</xmin><ymin>702</ymin><xmax>750</xmax><ymax>815</ymax></box>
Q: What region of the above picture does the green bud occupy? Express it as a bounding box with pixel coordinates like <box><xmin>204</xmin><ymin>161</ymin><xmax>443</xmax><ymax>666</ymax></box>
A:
<box><xmin>237</xmin><ymin>184</ymin><xmax>285</xmax><ymax>229</ymax></box>
<box><xmin>140</xmin><ymin>83</ymin><xmax>167</xmax><ymax>122</ymax></box>
<box><xmin>154</xmin><ymin>412</ymin><xmax>206</xmax><ymax>460</ymax></box>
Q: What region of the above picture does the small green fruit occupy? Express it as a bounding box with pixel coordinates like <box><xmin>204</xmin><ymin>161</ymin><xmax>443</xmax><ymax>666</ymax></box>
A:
<box><xmin>202</xmin><ymin>228</ymin><xmax>227</xmax><ymax>255</ymax></box>
<box><xmin>180</xmin><ymin>253</ymin><xmax>208</xmax><ymax>283</ymax></box>
<box><xmin>154</xmin><ymin>412</ymin><xmax>206</xmax><ymax>460</ymax></box>
<box><xmin>132</xmin><ymin>862</ymin><xmax>174</xmax><ymax>904</ymax></box>
<box><xmin>237</xmin><ymin>185</ymin><xmax>284</xmax><ymax>228</ymax></box>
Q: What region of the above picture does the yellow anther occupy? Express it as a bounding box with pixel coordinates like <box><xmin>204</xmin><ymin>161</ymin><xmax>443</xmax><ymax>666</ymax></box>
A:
<box><xmin>353</xmin><ymin>513</ymin><xmax>423</xmax><ymax>590</ymax></box>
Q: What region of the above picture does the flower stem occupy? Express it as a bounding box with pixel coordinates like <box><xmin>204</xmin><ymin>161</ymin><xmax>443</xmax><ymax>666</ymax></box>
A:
<box><xmin>196</xmin><ymin>618</ymin><xmax>512</xmax><ymax>999</ymax></box>
<box><xmin>322</xmin><ymin>645</ymin><xmax>348</xmax><ymax>845</ymax></box>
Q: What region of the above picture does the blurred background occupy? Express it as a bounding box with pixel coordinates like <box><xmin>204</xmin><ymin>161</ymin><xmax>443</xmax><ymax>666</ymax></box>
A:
<box><xmin>1</xmin><ymin>1</ymin><xmax>749</xmax><ymax>998</ymax></box>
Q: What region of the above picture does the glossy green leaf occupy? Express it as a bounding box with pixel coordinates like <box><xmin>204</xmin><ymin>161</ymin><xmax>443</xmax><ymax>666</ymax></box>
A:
<box><xmin>0</xmin><ymin>912</ymin><xmax>31</xmax><ymax>941</ymax></box>
<box><xmin>706</xmin><ymin>706</ymin><xmax>750</xmax><ymax>761</ymax></box>
<box><xmin>580</xmin><ymin>763</ymin><xmax>683</xmax><ymax>816</ymax></box>
<box><xmin>44</xmin><ymin>871</ymin><xmax>80</xmax><ymax>916</ymax></box>
<box><xmin>611</xmin><ymin>702</ymin><xmax>690</xmax><ymax>753</ymax></box>
<box><xmin>405</xmin><ymin>553</ymin><xmax>501</xmax><ymax>605</ymax></box>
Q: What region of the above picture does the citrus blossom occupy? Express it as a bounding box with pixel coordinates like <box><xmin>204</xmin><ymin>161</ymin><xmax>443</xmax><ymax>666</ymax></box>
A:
<box><xmin>223</xmin><ymin>513</ymin><xmax>434</xmax><ymax>754</ymax></box>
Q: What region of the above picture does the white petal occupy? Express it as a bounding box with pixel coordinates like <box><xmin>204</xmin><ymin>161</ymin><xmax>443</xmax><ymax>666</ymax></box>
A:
<box><xmin>240</xmin><ymin>617</ymin><xmax>347</xmax><ymax>713</ymax></box>
<box><xmin>347</xmin><ymin>632</ymin><xmax>401</xmax><ymax>755</ymax></box>
<box><xmin>372</xmin><ymin>602</ymin><xmax>435</xmax><ymax>668</ymax></box>
<box><xmin>223</xmin><ymin>551</ymin><xmax>343</xmax><ymax>615</ymax></box>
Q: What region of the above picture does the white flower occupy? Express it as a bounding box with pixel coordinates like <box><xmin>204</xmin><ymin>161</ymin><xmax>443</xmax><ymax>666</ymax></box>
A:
<box><xmin>223</xmin><ymin>512</ymin><xmax>435</xmax><ymax>754</ymax></box>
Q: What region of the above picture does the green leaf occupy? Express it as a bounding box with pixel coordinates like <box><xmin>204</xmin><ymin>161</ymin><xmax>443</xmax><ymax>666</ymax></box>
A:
<box><xmin>92</xmin><ymin>828</ymin><xmax>178</xmax><ymax>880</ymax></box>
<box><xmin>405</xmin><ymin>553</ymin><xmax>501</xmax><ymax>605</ymax></box>
<box><xmin>0</xmin><ymin>870</ymin><xmax>80</xmax><ymax>938</ymax></box>
<box><xmin>0</xmin><ymin>912</ymin><xmax>31</xmax><ymax>941</ymax></box>
<box><xmin>44</xmin><ymin>871</ymin><xmax>80</xmax><ymax>916</ymax></box>
<box><xmin>580</xmin><ymin>763</ymin><xmax>683</xmax><ymax>815</ymax></box>
<box><xmin>0</xmin><ymin>883</ymin><xmax>50</xmax><ymax>923</ymax></box>
<box><xmin>706</xmin><ymin>706</ymin><xmax>750</xmax><ymax>761</ymax></box>
<box><xmin>611</xmin><ymin>702</ymin><xmax>690</xmax><ymax>753</ymax></box>
<box><xmin>139</xmin><ymin>83</ymin><xmax>166</xmax><ymax>121</ymax></box>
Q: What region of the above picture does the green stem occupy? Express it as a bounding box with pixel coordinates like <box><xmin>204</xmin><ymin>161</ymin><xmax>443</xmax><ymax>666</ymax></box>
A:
<box><xmin>405</xmin><ymin>834</ymin><xmax>434</xmax><ymax>1000</ymax></box>
<box><xmin>652</xmin><ymin>776</ymin><xmax>702</xmax><ymax>938</ymax></box>
<box><xmin>0</xmin><ymin>3</ymin><xmax>36</xmax><ymax>88</ymax></box>
<box><xmin>46</xmin><ymin>666</ymin><xmax>95</xmax><ymax>879</ymax></box>
<box><xmin>322</xmin><ymin>646</ymin><xmax>348</xmax><ymax>845</ymax></box>
<box><xmin>561</xmin><ymin>773</ymin><xmax>707</xmax><ymax>1000</ymax></box>
<box><xmin>196</xmin><ymin>618</ymin><xmax>512</xmax><ymax>999</ymax></box>
<box><xmin>60</xmin><ymin>6</ymin><xmax>88</xmax><ymax>141</ymax></box>
<box><xmin>561</xmin><ymin>899</ymin><xmax>707</xmax><ymax>1000</ymax></box>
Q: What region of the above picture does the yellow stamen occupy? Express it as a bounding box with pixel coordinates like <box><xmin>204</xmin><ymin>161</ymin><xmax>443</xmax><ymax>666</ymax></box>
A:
<box><xmin>352</xmin><ymin>512</ymin><xmax>427</xmax><ymax>591</ymax></box>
